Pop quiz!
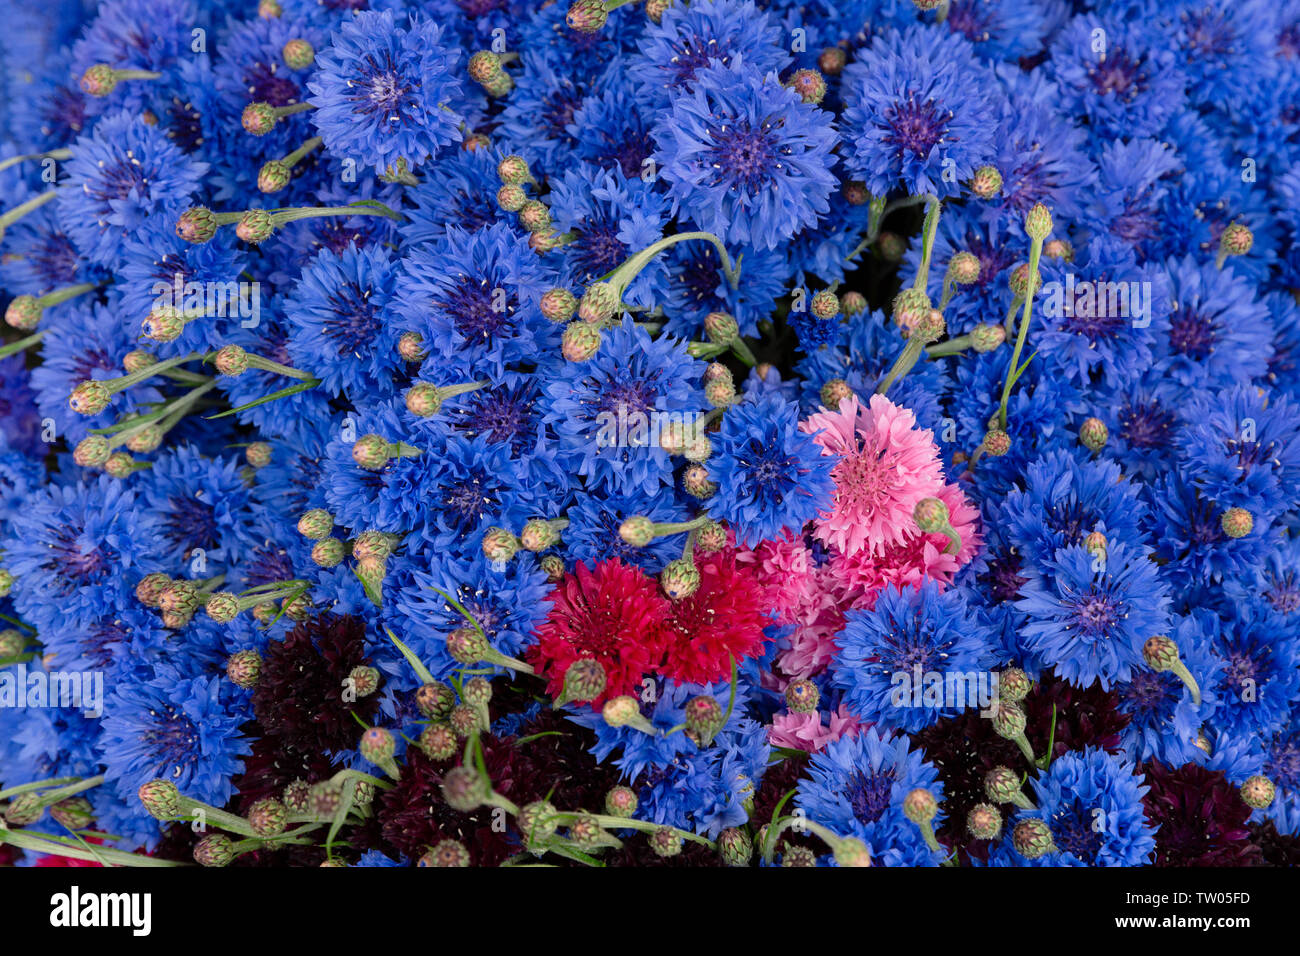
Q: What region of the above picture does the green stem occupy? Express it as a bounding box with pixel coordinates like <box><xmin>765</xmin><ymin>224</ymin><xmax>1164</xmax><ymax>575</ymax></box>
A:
<box><xmin>0</xmin><ymin>330</ymin><xmax>45</xmax><ymax>360</ymax></box>
<box><xmin>876</xmin><ymin>337</ymin><xmax>925</xmax><ymax>394</ymax></box>
<box><xmin>0</xmin><ymin>189</ymin><xmax>58</xmax><ymax>234</ymax></box>
<box><xmin>0</xmin><ymin>149</ymin><xmax>72</xmax><ymax>174</ymax></box>
<box><xmin>913</xmin><ymin>196</ymin><xmax>942</xmax><ymax>293</ymax></box>
<box><xmin>997</xmin><ymin>237</ymin><xmax>1044</xmax><ymax>430</ymax></box>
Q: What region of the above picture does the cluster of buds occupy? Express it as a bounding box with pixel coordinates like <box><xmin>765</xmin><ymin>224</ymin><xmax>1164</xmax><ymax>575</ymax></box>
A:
<box><xmin>467</xmin><ymin>51</ymin><xmax>515</xmax><ymax>97</ymax></box>
<box><xmin>494</xmin><ymin>154</ymin><xmax>569</xmax><ymax>254</ymax></box>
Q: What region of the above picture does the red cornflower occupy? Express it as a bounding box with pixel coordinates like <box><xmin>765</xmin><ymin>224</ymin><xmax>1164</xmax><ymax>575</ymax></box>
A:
<box><xmin>659</xmin><ymin>549</ymin><xmax>772</xmax><ymax>684</ymax></box>
<box><xmin>528</xmin><ymin>558</ymin><xmax>671</xmax><ymax>707</ymax></box>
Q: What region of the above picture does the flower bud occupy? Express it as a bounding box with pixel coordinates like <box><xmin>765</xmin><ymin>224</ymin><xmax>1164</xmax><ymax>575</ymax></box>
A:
<box><xmin>297</xmin><ymin>508</ymin><xmax>334</xmax><ymax>540</ymax></box>
<box><xmin>810</xmin><ymin>289</ymin><xmax>840</xmax><ymax>320</ymax></box>
<box><xmin>566</xmin><ymin>0</ymin><xmax>609</xmax><ymax>32</ymax></box>
<box><xmin>947</xmin><ymin>251</ymin><xmax>980</xmax><ymax>284</ymax></box>
<box><xmin>984</xmin><ymin>766</ymin><xmax>1021</xmax><ymax>803</ymax></box>
<box><xmin>241</xmin><ymin>102</ymin><xmax>278</xmax><ymax>135</ymax></box>
<box><xmin>705</xmin><ymin>377</ymin><xmax>735</xmax><ymax>408</ymax></box>
<box><xmin>540</xmin><ymin>287</ymin><xmax>577</xmax><ymax>323</ymax></box>
<box><xmin>311</xmin><ymin>537</ymin><xmax>346</xmax><ymax>568</ymax></box>
<box><xmin>999</xmin><ymin>667</ymin><xmax>1031</xmax><ymax>703</ymax></box>
<box><xmin>718</xmin><ymin>827</ymin><xmax>753</xmax><ymax>866</ymax></box>
<box><xmin>236</xmin><ymin>209</ymin><xmax>276</xmax><ymax>244</ymax></box>
<box><xmin>970</xmin><ymin>323</ymin><xmax>1005</xmax><ymax>352</ymax></box>
<box><xmin>1078</xmin><ymin>417</ymin><xmax>1108</xmax><ymax>452</ymax></box>
<box><xmin>967</xmin><ymin>803</ymin><xmax>1002</xmax><ymax>840</ymax></box>
<box><xmin>787</xmin><ymin>68</ymin><xmax>827</xmax><ymax>105</ymax></box>
<box><xmin>685</xmin><ymin>694</ymin><xmax>724</xmax><ymax>746</ymax></box>
<box><xmin>704</xmin><ymin>310</ymin><xmax>739</xmax><ymax>345</ymax></box>
<box><xmin>876</xmin><ymin>231</ymin><xmax>906</xmax><ymax>262</ymax></box>
<box><xmin>419</xmin><ymin>722</ymin><xmax>458</xmax><ymax>760</ymax></box>
<box><xmin>1142</xmin><ymin>635</ymin><xmax>1181</xmax><ymax>672</ymax></box>
<box><xmin>817</xmin><ymin>47</ymin><xmax>846</xmax><ymax>75</ymax></box>
<box><xmin>497</xmin><ymin>154</ymin><xmax>532</xmax><ymax>184</ymax></box>
<box><xmin>447</xmin><ymin>626</ymin><xmax>490</xmax><ymax>665</ymax></box>
<box><xmin>784</xmin><ymin>677</ymin><xmax>820</xmax><ymax>713</ymax></box>
<box><xmin>50</xmin><ymin>796</ymin><xmax>95</xmax><ymax>831</ymax></box>
<box><xmin>1012</xmin><ymin>819</ymin><xmax>1055</xmax><ymax>859</ymax></box>
<box><xmin>345</xmin><ymin>665</ymin><xmax>379</xmax><ymax>698</ymax></box>
<box><xmin>159</xmin><ymin>580</ymin><xmax>201</xmax><ymax>617</ymax></box>
<box><xmin>1009</xmin><ymin>262</ymin><xmax>1041</xmax><ymax>299</ymax></box>
<box><xmin>819</xmin><ymin>378</ymin><xmax>855</xmax><ymax>409</ymax></box>
<box><xmin>282</xmin><ymin>780</ymin><xmax>310</xmax><ymax>812</ymax></box>
<box><xmin>360</xmin><ymin>726</ymin><xmax>395</xmax><ymax>763</ymax></box>
<box><xmin>138</xmin><ymin>779</ymin><xmax>182</xmax><ymax>819</ymax></box>
<box><xmin>1240</xmin><ymin>774</ymin><xmax>1276</xmax><ymax>809</ymax></box>
<box><xmin>226</xmin><ymin>649</ymin><xmax>262</xmax><ymax>688</ymax></box>
<box><xmin>282</xmin><ymin>38</ymin><xmax>315</xmax><ymax>70</ymax></box>
<box><xmin>520</xmin><ymin>518</ymin><xmax>559</xmax><ymax>551</ymax></box>
<box><xmin>601</xmin><ymin>695</ymin><xmax>642</xmax><ymax>728</ymax></box>
<box><xmin>0</xmin><ymin>568</ymin><xmax>11</xmax><ymax>598</ymax></box>
<box><xmin>562</xmin><ymin>321</ymin><xmax>602</xmax><ymax>361</ymax></box>
<box><xmin>80</xmin><ymin>64</ymin><xmax>118</xmax><ymax>96</ymax></box>
<box><xmin>982</xmin><ymin>428</ymin><xmax>1011</xmax><ymax>457</ymax></box>
<box><xmin>5</xmin><ymin>295</ymin><xmax>41</xmax><ymax>330</ymax></box>
<box><xmin>1043</xmin><ymin>238</ymin><xmax>1074</xmax><ymax>261</ymax></box>
<box><xmin>416</xmin><ymin>681</ymin><xmax>456</xmax><ymax>719</ymax></box>
<box><xmin>841</xmin><ymin>290</ymin><xmax>867</xmax><ymax>316</ymax></box>
<box><xmin>441</xmin><ymin>765</ymin><xmax>489</xmax><ymax>812</ymax></box>
<box><xmin>204</xmin><ymin>591</ymin><xmax>240</xmax><ymax>624</ymax></box>
<box><xmin>782</xmin><ymin>845</ymin><xmax>817</xmax><ymax>866</ymax></box>
<box><xmin>891</xmin><ymin>287</ymin><xmax>931</xmax><ymax>333</ymax></box>
<box><xmin>649</xmin><ymin>825</ymin><xmax>683</xmax><ymax>857</ymax></box>
<box><xmin>561</xmin><ymin>658</ymin><xmax>607</xmax><ymax>705</ymax></box>
<box><xmin>605</xmin><ymin>784</ymin><xmax>638</xmax><ymax>817</ymax></box>
<box><xmin>125</xmin><ymin>424</ymin><xmax>164</xmax><ymax>454</ymax></box>
<box><xmin>517</xmin><ymin>799</ymin><xmax>560</xmax><ymax>848</ymax></box>
<box><xmin>682</xmin><ymin>463</ymin><xmax>717</xmax><ymax>499</ymax></box>
<box><xmin>135</xmin><ymin>572</ymin><xmax>171</xmax><ymax>607</ymax></box>
<box><xmin>518</xmin><ymin>199</ymin><xmax>551</xmax><ymax>233</ymax></box>
<box><xmin>903</xmin><ymin>788</ymin><xmax>938</xmax><ymax>824</ymax></box>
<box><xmin>0</xmin><ymin>629</ymin><xmax>23</xmax><ymax>658</ymax></box>
<box><xmin>194</xmin><ymin>833</ymin><xmax>235</xmax><ymax>867</ymax></box>
<box><xmin>211</xmin><ymin>344</ymin><xmax>247</xmax><ymax>376</ymax></box>
<box><xmin>74</xmin><ymin>435</ymin><xmax>111</xmax><ymax>468</ymax></box>
<box><xmin>1221</xmin><ymin>507</ymin><xmax>1253</xmax><ymax>539</ymax></box>
<box><xmin>258</xmin><ymin>159</ymin><xmax>292</xmax><ymax>193</ymax></box>
<box><xmin>248</xmin><ymin>797</ymin><xmax>287</xmax><ymax>836</ymax></box>
<box><xmin>991</xmin><ymin>699</ymin><xmax>1027</xmax><ymax>740</ymax></box>
<box><xmin>246</xmin><ymin>442</ymin><xmax>272</xmax><ymax>468</ymax></box>
<box><xmin>834</xmin><ymin>837</ymin><xmax>872</xmax><ymax>867</ymax></box>
<box><xmin>176</xmin><ymin>206</ymin><xmax>217</xmax><ymax>244</ymax></box>
<box><xmin>1024</xmin><ymin>203</ymin><xmax>1052</xmax><ymax>241</ymax></box>
<box><xmin>619</xmin><ymin>515</ymin><xmax>655</xmax><ymax>547</ymax></box>
<box><xmin>69</xmin><ymin>380</ymin><xmax>111</xmax><ymax>416</ymax></box>
<box><xmin>398</xmin><ymin>331</ymin><xmax>426</xmax><ymax>362</ymax></box>
<box><xmin>420</xmin><ymin>840</ymin><xmax>470</xmax><ymax>867</ymax></box>
<box><xmin>481</xmin><ymin>526</ymin><xmax>518</xmax><ymax>562</ymax></box>
<box><xmin>660</xmin><ymin>558</ymin><xmax>700</xmax><ymax>600</ymax></box>
<box><xmin>496</xmin><ymin>183</ymin><xmax>527</xmax><ymax>212</ymax></box>
<box><xmin>1219</xmin><ymin>222</ymin><xmax>1253</xmax><ymax>258</ymax></box>
<box><xmin>696</xmin><ymin>519</ymin><xmax>727</xmax><ymax>553</ymax></box>
<box><xmin>540</xmin><ymin>554</ymin><xmax>565</xmax><ymax>582</ymax></box>
<box><xmin>970</xmin><ymin>165</ymin><xmax>1002</xmax><ymax>199</ymax></box>
<box><xmin>351</xmin><ymin>434</ymin><xmax>391</xmax><ymax>470</ymax></box>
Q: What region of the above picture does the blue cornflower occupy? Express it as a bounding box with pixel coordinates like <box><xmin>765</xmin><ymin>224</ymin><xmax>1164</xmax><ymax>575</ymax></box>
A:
<box><xmin>496</xmin><ymin>51</ymin><xmax>595</xmax><ymax>169</ymax></box>
<box><xmin>841</xmin><ymin>25</ymin><xmax>998</xmax><ymax>199</ymax></box>
<box><xmin>795</xmin><ymin>307</ymin><xmax>949</xmax><ymax>429</ymax></box>
<box><xmin>562</xmin><ymin>490</ymin><xmax>689</xmax><ymax>575</ymax></box>
<box><xmin>653</xmin><ymin>60</ymin><xmax>838</xmax><ymax>251</ymax></box>
<box><xmin>629</xmin><ymin>0</ymin><xmax>790</xmax><ymax>107</ymax></box>
<box><xmin>834</xmin><ymin>581</ymin><xmax>993</xmax><ymax>733</ymax></box>
<box><xmin>139</xmin><ymin>443</ymin><xmax>259</xmax><ymax>567</ymax></box>
<box><xmin>999</xmin><ymin>450</ymin><xmax>1150</xmax><ymax>567</ymax></box>
<box><xmin>1224</xmin><ymin>535</ymin><xmax>1300</xmax><ymax>620</ymax></box>
<box><xmin>1114</xmin><ymin>610</ymin><xmax>1225</xmax><ymax>764</ymax></box>
<box><xmin>0</xmin><ymin>200</ymin><xmax>107</xmax><ymax>297</ymax></box>
<box><xmin>388</xmin><ymin>549</ymin><xmax>552</xmax><ymax>684</ymax></box>
<box><xmin>1263</xmin><ymin>291</ymin><xmax>1300</xmax><ymax>401</ymax></box>
<box><xmin>1179</xmin><ymin>385</ymin><xmax>1300</xmax><ymax>526</ymax></box>
<box><xmin>1144</xmin><ymin>472</ymin><xmax>1277</xmax><ymax>596</ymax></box>
<box><xmin>1206</xmin><ymin>608</ymin><xmax>1300</xmax><ymax>737</ymax></box>
<box><xmin>98</xmin><ymin>663</ymin><xmax>251</xmax><ymax>832</ymax></box>
<box><xmin>1081</xmin><ymin>138</ymin><xmax>1181</xmax><ymax>249</ymax></box>
<box><xmin>636</xmin><ymin>718</ymin><xmax>770</xmax><ymax>838</ymax></box>
<box><xmin>1016</xmin><ymin>541</ymin><xmax>1171</xmax><ymax>690</ymax></box>
<box><xmin>706</xmin><ymin>392</ymin><xmax>834</xmax><ymax>546</ymax></box>
<box><xmin>1154</xmin><ymin>258</ymin><xmax>1273</xmax><ymax>391</ymax></box>
<box><xmin>1035</xmin><ymin>237</ymin><xmax>1169</xmax><ymax>389</ymax></box>
<box><xmin>393</xmin><ymin>223</ymin><xmax>557</xmax><ymax>379</ymax></box>
<box><xmin>660</xmin><ymin>238</ymin><xmax>794</xmax><ymax>340</ymax></box>
<box><xmin>546</xmin><ymin>163</ymin><xmax>671</xmax><ymax>309</ymax></box>
<box><xmin>796</xmin><ymin>727</ymin><xmax>946</xmax><ymax>867</ymax></box>
<box><xmin>57</xmin><ymin>110</ymin><xmax>208</xmax><ymax>266</ymax></box>
<box><xmin>543</xmin><ymin>319</ymin><xmax>703</xmax><ymax>497</ymax></box>
<box><xmin>4</xmin><ymin>476</ymin><xmax>167</xmax><ymax>636</ymax></box>
<box><xmin>939</xmin><ymin>0</ymin><xmax>1048</xmax><ymax>62</ymax></box>
<box><xmin>115</xmin><ymin>221</ymin><xmax>250</xmax><ymax>359</ymax></box>
<box><xmin>568</xmin><ymin>678</ymin><xmax>758</xmax><ymax>782</ymax></box>
<box><xmin>400</xmin><ymin>145</ymin><xmax>512</xmax><ymax>245</ymax></box>
<box><xmin>285</xmin><ymin>243</ymin><xmax>402</xmax><ymax>399</ymax></box>
<box><xmin>1009</xmin><ymin>748</ymin><xmax>1157</xmax><ymax>866</ymax></box>
<box><xmin>1253</xmin><ymin>715</ymin><xmax>1300</xmax><ymax>836</ymax></box>
<box><xmin>1046</xmin><ymin>14</ymin><xmax>1186</xmax><ymax>139</ymax></box>
<box><xmin>1091</xmin><ymin>379</ymin><xmax>1198</xmax><ymax>483</ymax></box>
<box><xmin>1164</xmin><ymin>0</ymin><xmax>1277</xmax><ymax>111</ymax></box>
<box><xmin>307</xmin><ymin>10</ymin><xmax>465</xmax><ymax>175</ymax></box>
<box><xmin>568</xmin><ymin>74</ymin><xmax>658</xmax><ymax>179</ymax></box>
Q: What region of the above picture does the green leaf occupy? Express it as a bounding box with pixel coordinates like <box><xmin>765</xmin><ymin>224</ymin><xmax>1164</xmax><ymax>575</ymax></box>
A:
<box><xmin>385</xmin><ymin>628</ymin><xmax>436</xmax><ymax>685</ymax></box>
<box><xmin>428</xmin><ymin>585</ymin><xmax>486</xmax><ymax>637</ymax></box>
<box><xmin>204</xmin><ymin>379</ymin><xmax>319</xmax><ymax>420</ymax></box>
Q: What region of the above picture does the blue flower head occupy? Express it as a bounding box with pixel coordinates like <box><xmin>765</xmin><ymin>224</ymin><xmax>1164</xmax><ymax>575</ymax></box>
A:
<box><xmin>834</xmin><ymin>580</ymin><xmax>994</xmax><ymax>733</ymax></box>
<box><xmin>706</xmin><ymin>392</ymin><xmax>834</xmax><ymax>546</ymax></box>
<box><xmin>796</xmin><ymin>727</ymin><xmax>946</xmax><ymax>867</ymax></box>
<box><xmin>307</xmin><ymin>10</ymin><xmax>465</xmax><ymax>175</ymax></box>
<box><xmin>841</xmin><ymin>25</ymin><xmax>998</xmax><ymax>198</ymax></box>
<box><xmin>653</xmin><ymin>59</ymin><xmax>839</xmax><ymax>251</ymax></box>
<box><xmin>57</xmin><ymin>110</ymin><xmax>208</xmax><ymax>266</ymax></box>
<box><xmin>1016</xmin><ymin>541</ymin><xmax>1171</xmax><ymax>690</ymax></box>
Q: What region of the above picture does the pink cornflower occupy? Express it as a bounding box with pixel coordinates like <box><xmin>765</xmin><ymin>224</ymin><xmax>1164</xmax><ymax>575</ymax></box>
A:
<box><xmin>734</xmin><ymin>529</ymin><xmax>816</xmax><ymax>625</ymax></box>
<box><xmin>800</xmin><ymin>394</ymin><xmax>946</xmax><ymax>557</ymax></box>
<box><xmin>768</xmin><ymin>705</ymin><xmax>862</xmax><ymax>752</ymax></box>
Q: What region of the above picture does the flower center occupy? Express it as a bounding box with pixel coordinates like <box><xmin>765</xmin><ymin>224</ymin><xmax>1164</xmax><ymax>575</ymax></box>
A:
<box><xmin>884</xmin><ymin>97</ymin><xmax>948</xmax><ymax>158</ymax></box>
<box><xmin>845</xmin><ymin>769</ymin><xmax>894</xmax><ymax>826</ymax></box>
<box><xmin>707</xmin><ymin>120</ymin><xmax>780</xmax><ymax>193</ymax></box>
<box><xmin>1168</xmin><ymin>306</ymin><xmax>1216</xmax><ymax>359</ymax></box>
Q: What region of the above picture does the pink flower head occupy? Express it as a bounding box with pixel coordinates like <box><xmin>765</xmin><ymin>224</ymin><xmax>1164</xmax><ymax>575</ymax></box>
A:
<box><xmin>800</xmin><ymin>394</ymin><xmax>946</xmax><ymax>558</ymax></box>
<box><xmin>734</xmin><ymin>529</ymin><xmax>816</xmax><ymax>624</ymax></box>
<box><xmin>768</xmin><ymin>705</ymin><xmax>862</xmax><ymax>753</ymax></box>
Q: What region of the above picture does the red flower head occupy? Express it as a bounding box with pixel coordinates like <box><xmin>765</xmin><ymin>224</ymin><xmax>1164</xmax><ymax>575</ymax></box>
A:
<box><xmin>659</xmin><ymin>549</ymin><xmax>772</xmax><ymax>684</ymax></box>
<box><xmin>528</xmin><ymin>558</ymin><xmax>671</xmax><ymax>707</ymax></box>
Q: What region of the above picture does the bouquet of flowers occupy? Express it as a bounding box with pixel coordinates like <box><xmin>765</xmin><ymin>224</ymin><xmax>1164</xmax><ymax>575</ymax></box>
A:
<box><xmin>0</xmin><ymin>0</ymin><xmax>1296</xmax><ymax>870</ymax></box>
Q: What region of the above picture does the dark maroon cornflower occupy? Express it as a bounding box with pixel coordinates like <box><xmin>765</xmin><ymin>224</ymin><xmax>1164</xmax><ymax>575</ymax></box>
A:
<box><xmin>251</xmin><ymin>614</ymin><xmax>381</xmax><ymax>755</ymax></box>
<box><xmin>1249</xmin><ymin>820</ymin><xmax>1300</xmax><ymax>866</ymax></box>
<box><xmin>1140</xmin><ymin>761</ymin><xmax>1263</xmax><ymax>867</ymax></box>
